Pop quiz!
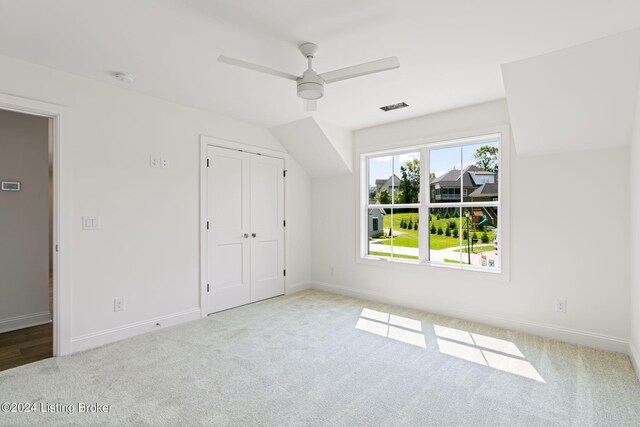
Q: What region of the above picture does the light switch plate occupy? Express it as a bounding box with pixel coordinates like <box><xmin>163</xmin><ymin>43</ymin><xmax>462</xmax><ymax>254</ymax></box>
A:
<box><xmin>82</xmin><ymin>216</ymin><xmax>99</xmax><ymax>230</ymax></box>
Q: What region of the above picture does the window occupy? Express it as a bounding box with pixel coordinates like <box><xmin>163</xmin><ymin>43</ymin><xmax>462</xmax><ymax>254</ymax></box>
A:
<box><xmin>361</xmin><ymin>134</ymin><xmax>502</xmax><ymax>272</ymax></box>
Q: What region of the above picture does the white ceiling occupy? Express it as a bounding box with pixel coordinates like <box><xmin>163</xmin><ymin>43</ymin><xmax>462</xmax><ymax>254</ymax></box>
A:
<box><xmin>1</xmin><ymin>1</ymin><xmax>640</xmax><ymax>130</ymax></box>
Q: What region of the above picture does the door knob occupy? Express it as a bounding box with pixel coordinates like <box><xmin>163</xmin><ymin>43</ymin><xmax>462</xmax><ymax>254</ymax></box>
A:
<box><xmin>242</xmin><ymin>233</ymin><xmax>249</xmax><ymax>238</ymax></box>
<box><xmin>251</xmin><ymin>233</ymin><xmax>257</xmax><ymax>238</ymax></box>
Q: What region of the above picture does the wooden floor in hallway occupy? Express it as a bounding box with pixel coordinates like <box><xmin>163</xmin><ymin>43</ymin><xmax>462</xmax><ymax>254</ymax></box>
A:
<box><xmin>0</xmin><ymin>323</ymin><xmax>53</xmax><ymax>371</ymax></box>
<box><xmin>0</xmin><ymin>275</ymin><xmax>53</xmax><ymax>372</ymax></box>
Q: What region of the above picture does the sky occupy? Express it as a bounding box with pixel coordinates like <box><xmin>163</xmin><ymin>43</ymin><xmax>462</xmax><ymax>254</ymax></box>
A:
<box><xmin>368</xmin><ymin>141</ymin><xmax>498</xmax><ymax>186</ymax></box>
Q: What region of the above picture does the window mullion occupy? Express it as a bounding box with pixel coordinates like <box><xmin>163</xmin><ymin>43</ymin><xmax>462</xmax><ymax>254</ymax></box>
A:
<box><xmin>419</xmin><ymin>147</ymin><xmax>429</xmax><ymax>263</ymax></box>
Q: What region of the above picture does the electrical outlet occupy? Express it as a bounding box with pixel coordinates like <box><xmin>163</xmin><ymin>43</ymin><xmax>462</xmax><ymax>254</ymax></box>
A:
<box><xmin>149</xmin><ymin>155</ymin><xmax>160</xmax><ymax>168</ymax></box>
<box><xmin>556</xmin><ymin>298</ymin><xmax>567</xmax><ymax>313</ymax></box>
<box><xmin>114</xmin><ymin>297</ymin><xmax>125</xmax><ymax>312</ymax></box>
<box><xmin>160</xmin><ymin>157</ymin><xmax>169</xmax><ymax>168</ymax></box>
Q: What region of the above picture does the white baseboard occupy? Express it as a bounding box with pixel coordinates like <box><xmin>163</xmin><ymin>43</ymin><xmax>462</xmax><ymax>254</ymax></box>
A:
<box><xmin>0</xmin><ymin>311</ymin><xmax>51</xmax><ymax>333</ymax></box>
<box><xmin>630</xmin><ymin>341</ymin><xmax>640</xmax><ymax>380</ymax></box>
<box><xmin>311</xmin><ymin>281</ymin><xmax>630</xmax><ymax>354</ymax></box>
<box><xmin>286</xmin><ymin>280</ymin><xmax>312</xmax><ymax>295</ymax></box>
<box><xmin>70</xmin><ymin>308</ymin><xmax>201</xmax><ymax>353</ymax></box>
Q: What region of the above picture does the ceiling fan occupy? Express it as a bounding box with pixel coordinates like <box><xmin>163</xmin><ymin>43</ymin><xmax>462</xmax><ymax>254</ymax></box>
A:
<box><xmin>218</xmin><ymin>43</ymin><xmax>400</xmax><ymax>112</ymax></box>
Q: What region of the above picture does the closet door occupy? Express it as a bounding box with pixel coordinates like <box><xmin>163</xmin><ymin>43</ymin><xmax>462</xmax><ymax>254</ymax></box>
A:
<box><xmin>249</xmin><ymin>155</ymin><xmax>285</xmax><ymax>302</ymax></box>
<box><xmin>206</xmin><ymin>146</ymin><xmax>251</xmax><ymax>313</ymax></box>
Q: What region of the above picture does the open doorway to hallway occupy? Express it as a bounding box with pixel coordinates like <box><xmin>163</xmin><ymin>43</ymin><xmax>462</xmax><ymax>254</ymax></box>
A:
<box><xmin>0</xmin><ymin>108</ymin><xmax>53</xmax><ymax>371</ymax></box>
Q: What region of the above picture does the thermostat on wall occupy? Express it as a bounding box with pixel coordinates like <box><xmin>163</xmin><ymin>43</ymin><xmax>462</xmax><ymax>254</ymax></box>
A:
<box><xmin>1</xmin><ymin>181</ymin><xmax>21</xmax><ymax>191</ymax></box>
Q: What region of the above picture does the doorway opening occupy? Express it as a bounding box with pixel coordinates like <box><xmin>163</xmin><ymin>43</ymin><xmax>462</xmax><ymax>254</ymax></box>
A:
<box><xmin>0</xmin><ymin>108</ymin><xmax>53</xmax><ymax>370</ymax></box>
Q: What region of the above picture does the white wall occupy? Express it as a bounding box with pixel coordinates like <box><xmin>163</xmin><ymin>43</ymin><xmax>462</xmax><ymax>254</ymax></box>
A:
<box><xmin>0</xmin><ymin>109</ymin><xmax>50</xmax><ymax>332</ymax></box>
<box><xmin>0</xmin><ymin>54</ymin><xmax>310</xmax><ymax>350</ymax></box>
<box><xmin>311</xmin><ymin>100</ymin><xmax>631</xmax><ymax>352</ymax></box>
<box><xmin>630</xmin><ymin>86</ymin><xmax>640</xmax><ymax>373</ymax></box>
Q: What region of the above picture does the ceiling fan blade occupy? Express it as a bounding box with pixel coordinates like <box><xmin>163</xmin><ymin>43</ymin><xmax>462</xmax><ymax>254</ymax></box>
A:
<box><xmin>218</xmin><ymin>55</ymin><xmax>300</xmax><ymax>81</ymax></box>
<box><xmin>319</xmin><ymin>56</ymin><xmax>400</xmax><ymax>84</ymax></box>
<box><xmin>303</xmin><ymin>100</ymin><xmax>317</xmax><ymax>112</ymax></box>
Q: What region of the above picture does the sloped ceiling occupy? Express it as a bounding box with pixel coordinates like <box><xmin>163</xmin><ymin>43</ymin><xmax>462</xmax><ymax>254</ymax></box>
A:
<box><xmin>270</xmin><ymin>117</ymin><xmax>352</xmax><ymax>177</ymax></box>
<box><xmin>502</xmin><ymin>28</ymin><xmax>640</xmax><ymax>156</ymax></box>
<box><xmin>1</xmin><ymin>1</ymin><xmax>640</xmax><ymax>130</ymax></box>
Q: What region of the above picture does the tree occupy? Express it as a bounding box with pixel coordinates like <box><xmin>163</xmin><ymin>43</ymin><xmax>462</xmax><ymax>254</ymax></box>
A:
<box><xmin>407</xmin><ymin>218</ymin><xmax>413</xmax><ymax>229</ymax></box>
<box><xmin>377</xmin><ymin>189</ymin><xmax>391</xmax><ymax>205</ymax></box>
<box><xmin>453</xmin><ymin>228</ymin><xmax>459</xmax><ymax>238</ymax></box>
<box><xmin>400</xmin><ymin>218</ymin><xmax>406</xmax><ymax>229</ymax></box>
<box><xmin>437</xmin><ymin>226</ymin><xmax>443</xmax><ymax>235</ymax></box>
<box><xmin>398</xmin><ymin>158</ymin><xmax>420</xmax><ymax>204</ymax></box>
<box><xmin>413</xmin><ymin>223</ymin><xmax>418</xmax><ymax>231</ymax></box>
<box><xmin>481</xmin><ymin>232</ymin><xmax>490</xmax><ymax>244</ymax></box>
<box><xmin>474</xmin><ymin>145</ymin><xmax>499</xmax><ymax>172</ymax></box>
<box><xmin>445</xmin><ymin>227</ymin><xmax>451</xmax><ymax>237</ymax></box>
<box><xmin>430</xmin><ymin>224</ymin><xmax>436</xmax><ymax>234</ymax></box>
<box><xmin>463</xmin><ymin>229</ymin><xmax>468</xmax><ymax>240</ymax></box>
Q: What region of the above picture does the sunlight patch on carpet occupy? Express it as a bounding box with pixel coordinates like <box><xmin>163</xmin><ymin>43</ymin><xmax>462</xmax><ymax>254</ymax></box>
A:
<box><xmin>434</xmin><ymin>324</ymin><xmax>545</xmax><ymax>383</ymax></box>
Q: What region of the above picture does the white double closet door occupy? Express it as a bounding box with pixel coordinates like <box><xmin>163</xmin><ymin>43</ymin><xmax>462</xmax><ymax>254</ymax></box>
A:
<box><xmin>206</xmin><ymin>146</ymin><xmax>285</xmax><ymax>314</ymax></box>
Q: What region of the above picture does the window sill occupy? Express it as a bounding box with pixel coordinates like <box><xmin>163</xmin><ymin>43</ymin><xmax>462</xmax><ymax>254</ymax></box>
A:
<box><xmin>358</xmin><ymin>255</ymin><xmax>507</xmax><ymax>281</ymax></box>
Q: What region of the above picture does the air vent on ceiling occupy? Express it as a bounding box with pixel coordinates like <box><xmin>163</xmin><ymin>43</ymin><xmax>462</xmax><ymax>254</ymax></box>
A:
<box><xmin>380</xmin><ymin>102</ymin><xmax>409</xmax><ymax>112</ymax></box>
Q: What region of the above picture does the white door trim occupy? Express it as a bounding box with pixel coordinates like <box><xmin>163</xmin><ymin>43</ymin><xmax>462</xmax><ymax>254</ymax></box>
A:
<box><xmin>0</xmin><ymin>93</ymin><xmax>73</xmax><ymax>356</ymax></box>
<box><xmin>199</xmin><ymin>135</ymin><xmax>289</xmax><ymax>318</ymax></box>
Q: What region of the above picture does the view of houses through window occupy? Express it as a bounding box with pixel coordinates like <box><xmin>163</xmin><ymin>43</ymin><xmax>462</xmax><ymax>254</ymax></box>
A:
<box><xmin>365</xmin><ymin>136</ymin><xmax>500</xmax><ymax>271</ymax></box>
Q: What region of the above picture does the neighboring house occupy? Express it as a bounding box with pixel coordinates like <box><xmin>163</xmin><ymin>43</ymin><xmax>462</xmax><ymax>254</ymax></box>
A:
<box><xmin>430</xmin><ymin>165</ymin><xmax>498</xmax><ymax>202</ymax></box>
<box><xmin>374</xmin><ymin>174</ymin><xmax>400</xmax><ymax>197</ymax></box>
<box><xmin>368</xmin><ymin>201</ymin><xmax>386</xmax><ymax>238</ymax></box>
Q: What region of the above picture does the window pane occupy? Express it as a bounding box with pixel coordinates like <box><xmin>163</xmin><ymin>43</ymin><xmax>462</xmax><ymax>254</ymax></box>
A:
<box><xmin>430</xmin><ymin>146</ymin><xmax>461</xmax><ymax>203</ymax></box>
<box><xmin>367</xmin><ymin>207</ymin><xmax>391</xmax><ymax>259</ymax></box>
<box><xmin>459</xmin><ymin>206</ymin><xmax>499</xmax><ymax>269</ymax></box>
<box><xmin>393</xmin><ymin>152</ymin><xmax>420</xmax><ymax>204</ymax></box>
<box><xmin>368</xmin><ymin>155</ymin><xmax>394</xmax><ymax>204</ymax></box>
<box><xmin>429</xmin><ymin>207</ymin><xmax>462</xmax><ymax>264</ymax></box>
<box><xmin>389</xmin><ymin>208</ymin><xmax>419</xmax><ymax>260</ymax></box>
<box><xmin>368</xmin><ymin>208</ymin><xmax>419</xmax><ymax>261</ymax></box>
<box><xmin>462</xmin><ymin>141</ymin><xmax>499</xmax><ymax>202</ymax></box>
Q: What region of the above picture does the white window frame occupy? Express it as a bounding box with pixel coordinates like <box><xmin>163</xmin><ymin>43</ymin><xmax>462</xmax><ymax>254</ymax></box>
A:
<box><xmin>356</xmin><ymin>127</ymin><xmax>510</xmax><ymax>279</ymax></box>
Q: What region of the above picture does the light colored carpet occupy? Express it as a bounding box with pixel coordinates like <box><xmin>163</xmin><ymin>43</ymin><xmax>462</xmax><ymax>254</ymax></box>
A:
<box><xmin>1</xmin><ymin>289</ymin><xmax>639</xmax><ymax>426</ymax></box>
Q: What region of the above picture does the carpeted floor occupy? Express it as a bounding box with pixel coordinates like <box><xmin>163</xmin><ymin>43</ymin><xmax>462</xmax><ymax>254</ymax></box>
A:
<box><xmin>0</xmin><ymin>289</ymin><xmax>639</xmax><ymax>426</ymax></box>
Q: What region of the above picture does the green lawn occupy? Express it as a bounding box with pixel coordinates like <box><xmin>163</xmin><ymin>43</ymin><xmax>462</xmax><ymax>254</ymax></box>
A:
<box><xmin>378</xmin><ymin>213</ymin><xmax>493</xmax><ymax>251</ymax></box>
<box><xmin>369</xmin><ymin>251</ymin><xmax>418</xmax><ymax>260</ymax></box>
<box><xmin>454</xmin><ymin>244</ymin><xmax>496</xmax><ymax>254</ymax></box>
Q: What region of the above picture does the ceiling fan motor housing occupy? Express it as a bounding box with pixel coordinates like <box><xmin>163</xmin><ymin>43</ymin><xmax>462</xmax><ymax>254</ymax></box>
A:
<box><xmin>297</xmin><ymin>69</ymin><xmax>324</xmax><ymax>100</ymax></box>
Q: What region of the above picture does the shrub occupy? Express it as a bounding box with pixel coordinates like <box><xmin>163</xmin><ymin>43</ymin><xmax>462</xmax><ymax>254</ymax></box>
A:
<box><xmin>436</xmin><ymin>213</ymin><xmax>441</xmax><ymax>220</ymax></box>
<box><xmin>448</xmin><ymin>220</ymin><xmax>456</xmax><ymax>230</ymax></box>
<box><xmin>481</xmin><ymin>232</ymin><xmax>489</xmax><ymax>244</ymax></box>
<box><xmin>407</xmin><ymin>218</ymin><xmax>413</xmax><ymax>229</ymax></box>
<box><xmin>400</xmin><ymin>219</ymin><xmax>406</xmax><ymax>229</ymax></box>
<box><xmin>437</xmin><ymin>226</ymin><xmax>443</xmax><ymax>235</ymax></box>
<box><xmin>430</xmin><ymin>224</ymin><xmax>436</xmax><ymax>234</ymax></box>
<box><xmin>463</xmin><ymin>229</ymin><xmax>468</xmax><ymax>240</ymax></box>
<box><xmin>444</xmin><ymin>212</ymin><xmax>450</xmax><ymax>219</ymax></box>
<box><xmin>472</xmin><ymin>232</ymin><xmax>478</xmax><ymax>241</ymax></box>
<box><xmin>413</xmin><ymin>223</ymin><xmax>418</xmax><ymax>231</ymax></box>
<box><xmin>478</xmin><ymin>224</ymin><xmax>485</xmax><ymax>232</ymax></box>
<box><xmin>453</xmin><ymin>228</ymin><xmax>459</xmax><ymax>238</ymax></box>
<box><xmin>445</xmin><ymin>227</ymin><xmax>451</xmax><ymax>237</ymax></box>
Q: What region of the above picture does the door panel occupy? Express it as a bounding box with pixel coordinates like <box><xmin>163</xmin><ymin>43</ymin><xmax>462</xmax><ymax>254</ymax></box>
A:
<box><xmin>250</xmin><ymin>156</ymin><xmax>285</xmax><ymax>302</ymax></box>
<box><xmin>207</xmin><ymin>147</ymin><xmax>251</xmax><ymax>313</ymax></box>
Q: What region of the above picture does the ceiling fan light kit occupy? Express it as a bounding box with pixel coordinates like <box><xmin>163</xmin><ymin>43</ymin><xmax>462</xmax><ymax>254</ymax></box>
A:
<box><xmin>218</xmin><ymin>42</ymin><xmax>399</xmax><ymax>111</ymax></box>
